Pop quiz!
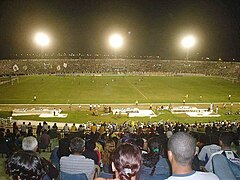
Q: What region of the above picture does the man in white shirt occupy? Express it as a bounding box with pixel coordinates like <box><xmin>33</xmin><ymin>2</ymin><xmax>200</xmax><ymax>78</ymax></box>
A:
<box><xmin>198</xmin><ymin>135</ymin><xmax>221</xmax><ymax>163</ymax></box>
<box><xmin>205</xmin><ymin>132</ymin><xmax>240</xmax><ymax>172</ymax></box>
<box><xmin>60</xmin><ymin>137</ymin><xmax>95</xmax><ymax>180</ymax></box>
<box><xmin>166</xmin><ymin>132</ymin><xmax>219</xmax><ymax>180</ymax></box>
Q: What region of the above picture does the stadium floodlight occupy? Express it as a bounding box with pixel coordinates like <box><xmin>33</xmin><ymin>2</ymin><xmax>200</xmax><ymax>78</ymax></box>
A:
<box><xmin>109</xmin><ymin>33</ymin><xmax>123</xmax><ymax>49</ymax></box>
<box><xmin>181</xmin><ymin>35</ymin><xmax>196</xmax><ymax>60</ymax></box>
<box><xmin>34</xmin><ymin>32</ymin><xmax>50</xmax><ymax>47</ymax></box>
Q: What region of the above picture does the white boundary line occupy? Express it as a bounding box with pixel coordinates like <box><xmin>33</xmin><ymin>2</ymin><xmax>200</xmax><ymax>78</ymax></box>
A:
<box><xmin>124</xmin><ymin>78</ymin><xmax>148</xmax><ymax>100</ymax></box>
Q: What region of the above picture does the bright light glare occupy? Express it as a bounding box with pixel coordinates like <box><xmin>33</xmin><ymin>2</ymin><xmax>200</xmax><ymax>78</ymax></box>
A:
<box><xmin>181</xmin><ymin>35</ymin><xmax>196</xmax><ymax>48</ymax></box>
<box><xmin>109</xmin><ymin>33</ymin><xmax>123</xmax><ymax>49</ymax></box>
<box><xmin>35</xmin><ymin>32</ymin><xmax>50</xmax><ymax>47</ymax></box>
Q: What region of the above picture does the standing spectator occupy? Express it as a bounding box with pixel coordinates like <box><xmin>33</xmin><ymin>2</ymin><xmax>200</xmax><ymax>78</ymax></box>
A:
<box><xmin>12</xmin><ymin>122</ymin><xmax>19</xmax><ymax>138</ymax></box>
<box><xmin>63</xmin><ymin>123</ymin><xmax>70</xmax><ymax>136</ymax></box>
<box><xmin>78</xmin><ymin>124</ymin><xmax>85</xmax><ymax>137</ymax></box>
<box><xmin>42</xmin><ymin>121</ymin><xmax>48</xmax><ymax>131</ymax></box>
<box><xmin>91</xmin><ymin>123</ymin><xmax>97</xmax><ymax>134</ymax></box>
<box><xmin>52</xmin><ymin>123</ymin><xmax>58</xmax><ymax>130</ymax></box>
<box><xmin>40</xmin><ymin>129</ymin><xmax>51</xmax><ymax>150</ymax></box>
<box><xmin>166</xmin><ymin>132</ymin><xmax>219</xmax><ymax>180</ymax></box>
<box><xmin>36</xmin><ymin>123</ymin><xmax>42</xmax><ymax>138</ymax></box>
<box><xmin>70</xmin><ymin>123</ymin><xmax>77</xmax><ymax>132</ymax></box>
<box><xmin>20</xmin><ymin>122</ymin><xmax>27</xmax><ymax>136</ymax></box>
<box><xmin>27</xmin><ymin>122</ymin><xmax>33</xmax><ymax>136</ymax></box>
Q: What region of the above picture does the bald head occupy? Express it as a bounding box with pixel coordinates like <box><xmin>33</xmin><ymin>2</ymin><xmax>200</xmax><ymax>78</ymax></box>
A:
<box><xmin>168</xmin><ymin>132</ymin><xmax>196</xmax><ymax>166</ymax></box>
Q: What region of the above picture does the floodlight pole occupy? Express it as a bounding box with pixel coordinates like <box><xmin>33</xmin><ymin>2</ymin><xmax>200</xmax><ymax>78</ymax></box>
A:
<box><xmin>186</xmin><ymin>48</ymin><xmax>189</xmax><ymax>60</ymax></box>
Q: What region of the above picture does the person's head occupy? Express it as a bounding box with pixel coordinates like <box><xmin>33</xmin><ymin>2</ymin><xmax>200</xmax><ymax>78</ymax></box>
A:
<box><xmin>70</xmin><ymin>137</ymin><xmax>85</xmax><ymax>154</ymax></box>
<box><xmin>112</xmin><ymin>143</ymin><xmax>142</xmax><ymax>180</ymax></box>
<box><xmin>135</xmin><ymin>138</ymin><xmax>144</xmax><ymax>149</ymax></box>
<box><xmin>58</xmin><ymin>138</ymin><xmax>71</xmax><ymax>158</ymax></box>
<box><xmin>147</xmin><ymin>137</ymin><xmax>162</xmax><ymax>154</ymax></box>
<box><xmin>105</xmin><ymin>139</ymin><xmax>116</xmax><ymax>153</ymax></box>
<box><xmin>219</xmin><ymin>132</ymin><xmax>232</xmax><ymax>148</ymax></box>
<box><xmin>85</xmin><ymin>139</ymin><xmax>96</xmax><ymax>151</ymax></box>
<box><xmin>6</xmin><ymin>150</ymin><xmax>46</xmax><ymax>180</ymax></box>
<box><xmin>22</xmin><ymin>136</ymin><xmax>38</xmax><ymax>151</ymax></box>
<box><xmin>168</xmin><ymin>132</ymin><xmax>196</xmax><ymax>166</ymax></box>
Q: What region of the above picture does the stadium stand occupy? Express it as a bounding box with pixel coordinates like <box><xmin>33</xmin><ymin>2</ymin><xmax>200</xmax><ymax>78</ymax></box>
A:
<box><xmin>0</xmin><ymin>59</ymin><xmax>239</xmax><ymax>81</ymax></box>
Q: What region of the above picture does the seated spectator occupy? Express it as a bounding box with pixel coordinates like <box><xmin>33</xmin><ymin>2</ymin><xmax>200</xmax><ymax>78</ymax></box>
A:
<box><xmin>135</xmin><ymin>138</ymin><xmax>147</xmax><ymax>154</ymax></box>
<box><xmin>166</xmin><ymin>132</ymin><xmax>219</xmax><ymax>180</ymax></box>
<box><xmin>22</xmin><ymin>136</ymin><xmax>59</xmax><ymax>179</ymax></box>
<box><xmin>139</xmin><ymin>137</ymin><xmax>170</xmax><ymax>179</ymax></box>
<box><xmin>6</xmin><ymin>150</ymin><xmax>46</xmax><ymax>180</ymax></box>
<box><xmin>198</xmin><ymin>134</ymin><xmax>221</xmax><ymax>164</ymax></box>
<box><xmin>50</xmin><ymin>138</ymin><xmax>71</xmax><ymax>171</ymax></box>
<box><xmin>102</xmin><ymin>139</ymin><xmax>116</xmax><ymax>173</ymax></box>
<box><xmin>60</xmin><ymin>137</ymin><xmax>95</xmax><ymax>180</ymax></box>
<box><xmin>96</xmin><ymin>143</ymin><xmax>142</xmax><ymax>180</ymax></box>
<box><xmin>205</xmin><ymin>132</ymin><xmax>240</xmax><ymax>176</ymax></box>
<box><xmin>83</xmin><ymin>139</ymin><xmax>99</xmax><ymax>165</ymax></box>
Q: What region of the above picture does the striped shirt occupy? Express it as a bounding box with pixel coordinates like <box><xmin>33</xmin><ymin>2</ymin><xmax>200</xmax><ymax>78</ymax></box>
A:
<box><xmin>60</xmin><ymin>154</ymin><xmax>95</xmax><ymax>180</ymax></box>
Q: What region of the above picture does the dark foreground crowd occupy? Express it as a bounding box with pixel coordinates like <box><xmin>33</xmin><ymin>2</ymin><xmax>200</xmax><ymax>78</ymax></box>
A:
<box><xmin>1</xmin><ymin>121</ymin><xmax>240</xmax><ymax>180</ymax></box>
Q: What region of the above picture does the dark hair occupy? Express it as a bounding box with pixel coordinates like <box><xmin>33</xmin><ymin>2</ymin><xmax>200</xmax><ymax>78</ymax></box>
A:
<box><xmin>219</xmin><ymin>132</ymin><xmax>233</xmax><ymax>147</ymax></box>
<box><xmin>85</xmin><ymin>139</ymin><xmax>96</xmax><ymax>150</ymax></box>
<box><xmin>168</xmin><ymin>132</ymin><xmax>196</xmax><ymax>166</ymax></box>
<box><xmin>135</xmin><ymin>138</ymin><xmax>144</xmax><ymax>149</ymax></box>
<box><xmin>58</xmin><ymin>138</ymin><xmax>71</xmax><ymax>158</ymax></box>
<box><xmin>112</xmin><ymin>143</ymin><xmax>142</xmax><ymax>180</ymax></box>
<box><xmin>70</xmin><ymin>137</ymin><xmax>85</xmax><ymax>153</ymax></box>
<box><xmin>143</xmin><ymin>137</ymin><xmax>162</xmax><ymax>175</ymax></box>
<box><xmin>6</xmin><ymin>150</ymin><xmax>46</xmax><ymax>180</ymax></box>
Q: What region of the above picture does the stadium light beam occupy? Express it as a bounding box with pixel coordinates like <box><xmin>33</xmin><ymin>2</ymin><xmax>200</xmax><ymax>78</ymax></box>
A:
<box><xmin>109</xmin><ymin>33</ymin><xmax>123</xmax><ymax>49</ymax></box>
<box><xmin>34</xmin><ymin>32</ymin><xmax>50</xmax><ymax>47</ymax></box>
<box><xmin>181</xmin><ymin>35</ymin><xmax>196</xmax><ymax>60</ymax></box>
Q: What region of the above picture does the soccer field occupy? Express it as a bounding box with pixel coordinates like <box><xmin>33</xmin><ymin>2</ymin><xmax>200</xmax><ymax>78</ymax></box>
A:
<box><xmin>0</xmin><ymin>75</ymin><xmax>239</xmax><ymax>104</ymax></box>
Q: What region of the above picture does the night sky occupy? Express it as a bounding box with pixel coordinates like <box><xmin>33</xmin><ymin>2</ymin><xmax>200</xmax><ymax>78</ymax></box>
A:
<box><xmin>0</xmin><ymin>0</ymin><xmax>239</xmax><ymax>60</ymax></box>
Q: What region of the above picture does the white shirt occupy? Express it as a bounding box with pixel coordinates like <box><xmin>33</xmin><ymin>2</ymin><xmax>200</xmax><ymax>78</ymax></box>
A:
<box><xmin>60</xmin><ymin>154</ymin><xmax>95</xmax><ymax>180</ymax></box>
<box><xmin>198</xmin><ymin>144</ymin><xmax>221</xmax><ymax>163</ymax></box>
<box><xmin>166</xmin><ymin>171</ymin><xmax>219</xmax><ymax>180</ymax></box>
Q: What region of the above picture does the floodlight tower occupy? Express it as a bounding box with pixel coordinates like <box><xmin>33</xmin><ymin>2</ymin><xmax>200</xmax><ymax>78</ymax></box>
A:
<box><xmin>34</xmin><ymin>32</ymin><xmax>50</xmax><ymax>58</ymax></box>
<box><xmin>181</xmin><ymin>35</ymin><xmax>196</xmax><ymax>60</ymax></box>
<box><xmin>109</xmin><ymin>33</ymin><xmax>123</xmax><ymax>58</ymax></box>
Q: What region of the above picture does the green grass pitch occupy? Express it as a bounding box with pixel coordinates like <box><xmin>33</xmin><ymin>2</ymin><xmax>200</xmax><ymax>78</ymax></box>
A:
<box><xmin>0</xmin><ymin>75</ymin><xmax>239</xmax><ymax>104</ymax></box>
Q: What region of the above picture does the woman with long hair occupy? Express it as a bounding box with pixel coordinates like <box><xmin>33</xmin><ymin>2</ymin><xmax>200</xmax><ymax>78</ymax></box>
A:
<box><xmin>96</xmin><ymin>143</ymin><xmax>142</xmax><ymax>180</ymax></box>
<box><xmin>139</xmin><ymin>137</ymin><xmax>171</xmax><ymax>180</ymax></box>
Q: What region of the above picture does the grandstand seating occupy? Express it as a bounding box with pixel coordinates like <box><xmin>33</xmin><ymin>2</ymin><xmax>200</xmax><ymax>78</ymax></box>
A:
<box><xmin>0</xmin><ymin>59</ymin><xmax>239</xmax><ymax>80</ymax></box>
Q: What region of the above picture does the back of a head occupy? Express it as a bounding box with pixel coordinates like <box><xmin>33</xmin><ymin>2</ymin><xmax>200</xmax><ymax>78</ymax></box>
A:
<box><xmin>219</xmin><ymin>132</ymin><xmax>232</xmax><ymax>147</ymax></box>
<box><xmin>168</xmin><ymin>132</ymin><xmax>196</xmax><ymax>166</ymax></box>
<box><xmin>85</xmin><ymin>139</ymin><xmax>96</xmax><ymax>150</ymax></box>
<box><xmin>22</xmin><ymin>136</ymin><xmax>38</xmax><ymax>151</ymax></box>
<box><xmin>135</xmin><ymin>138</ymin><xmax>144</xmax><ymax>149</ymax></box>
<box><xmin>112</xmin><ymin>143</ymin><xmax>142</xmax><ymax>180</ymax></box>
<box><xmin>6</xmin><ymin>150</ymin><xmax>46</xmax><ymax>180</ymax></box>
<box><xmin>58</xmin><ymin>138</ymin><xmax>71</xmax><ymax>158</ymax></box>
<box><xmin>70</xmin><ymin>137</ymin><xmax>85</xmax><ymax>154</ymax></box>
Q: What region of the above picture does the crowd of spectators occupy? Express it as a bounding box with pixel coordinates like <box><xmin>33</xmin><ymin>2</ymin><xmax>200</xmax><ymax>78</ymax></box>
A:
<box><xmin>0</xmin><ymin>59</ymin><xmax>239</xmax><ymax>80</ymax></box>
<box><xmin>1</xmin><ymin>119</ymin><xmax>240</xmax><ymax>179</ymax></box>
